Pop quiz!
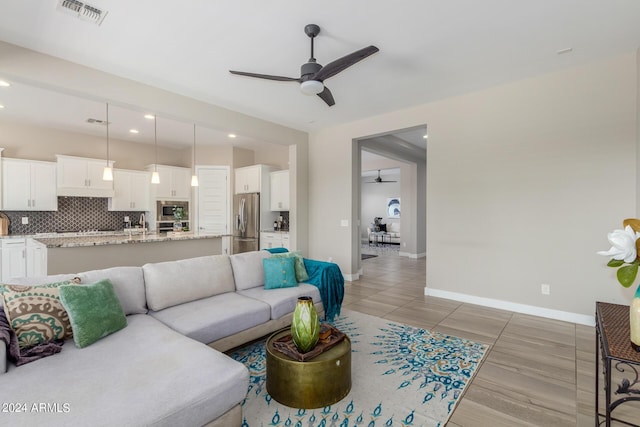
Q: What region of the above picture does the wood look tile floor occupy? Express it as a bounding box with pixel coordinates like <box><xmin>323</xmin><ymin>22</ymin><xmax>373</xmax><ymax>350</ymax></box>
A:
<box><xmin>350</xmin><ymin>248</ymin><xmax>640</xmax><ymax>426</ymax></box>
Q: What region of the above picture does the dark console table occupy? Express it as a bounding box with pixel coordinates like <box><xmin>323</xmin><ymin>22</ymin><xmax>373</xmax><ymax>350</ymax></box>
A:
<box><xmin>595</xmin><ymin>302</ymin><xmax>640</xmax><ymax>426</ymax></box>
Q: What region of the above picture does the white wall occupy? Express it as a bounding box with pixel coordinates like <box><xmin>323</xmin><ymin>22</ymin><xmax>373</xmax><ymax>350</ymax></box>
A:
<box><xmin>309</xmin><ymin>51</ymin><xmax>638</xmax><ymax>318</ymax></box>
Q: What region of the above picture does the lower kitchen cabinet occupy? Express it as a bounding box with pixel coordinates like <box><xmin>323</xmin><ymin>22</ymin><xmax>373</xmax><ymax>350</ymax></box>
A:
<box><xmin>0</xmin><ymin>238</ymin><xmax>47</xmax><ymax>281</ymax></box>
<box><xmin>260</xmin><ymin>232</ymin><xmax>290</xmax><ymax>250</ymax></box>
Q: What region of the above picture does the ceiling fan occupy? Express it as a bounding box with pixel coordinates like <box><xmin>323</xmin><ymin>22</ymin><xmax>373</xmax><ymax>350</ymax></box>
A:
<box><xmin>366</xmin><ymin>170</ymin><xmax>397</xmax><ymax>184</ymax></box>
<box><xmin>229</xmin><ymin>24</ymin><xmax>379</xmax><ymax>106</ymax></box>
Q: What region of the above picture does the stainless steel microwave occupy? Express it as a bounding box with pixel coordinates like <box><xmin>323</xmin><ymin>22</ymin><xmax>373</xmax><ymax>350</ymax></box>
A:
<box><xmin>157</xmin><ymin>200</ymin><xmax>189</xmax><ymax>221</ymax></box>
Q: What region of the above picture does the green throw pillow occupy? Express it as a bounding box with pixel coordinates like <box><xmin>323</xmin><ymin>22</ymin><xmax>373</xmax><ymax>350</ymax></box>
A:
<box><xmin>59</xmin><ymin>279</ymin><xmax>127</xmax><ymax>349</ymax></box>
<box><xmin>263</xmin><ymin>257</ymin><xmax>298</xmax><ymax>290</ymax></box>
<box><xmin>272</xmin><ymin>251</ymin><xmax>309</xmax><ymax>282</ymax></box>
<box><xmin>0</xmin><ymin>279</ymin><xmax>80</xmax><ymax>349</ymax></box>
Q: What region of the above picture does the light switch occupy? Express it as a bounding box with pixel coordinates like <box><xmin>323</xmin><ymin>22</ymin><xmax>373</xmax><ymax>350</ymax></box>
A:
<box><xmin>340</xmin><ymin>220</ymin><xmax>348</xmax><ymax>227</ymax></box>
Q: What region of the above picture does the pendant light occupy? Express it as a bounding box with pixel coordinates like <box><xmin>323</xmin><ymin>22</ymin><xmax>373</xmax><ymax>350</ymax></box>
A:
<box><xmin>191</xmin><ymin>124</ymin><xmax>199</xmax><ymax>187</ymax></box>
<box><xmin>102</xmin><ymin>103</ymin><xmax>113</xmax><ymax>181</ymax></box>
<box><xmin>151</xmin><ymin>114</ymin><xmax>160</xmax><ymax>184</ymax></box>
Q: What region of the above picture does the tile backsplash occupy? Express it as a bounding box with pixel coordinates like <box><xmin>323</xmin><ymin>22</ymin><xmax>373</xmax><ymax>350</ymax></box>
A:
<box><xmin>2</xmin><ymin>197</ymin><xmax>143</xmax><ymax>234</ymax></box>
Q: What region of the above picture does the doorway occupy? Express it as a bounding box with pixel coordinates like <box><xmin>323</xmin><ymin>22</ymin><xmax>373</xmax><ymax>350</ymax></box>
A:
<box><xmin>354</xmin><ymin>125</ymin><xmax>427</xmax><ymax>275</ymax></box>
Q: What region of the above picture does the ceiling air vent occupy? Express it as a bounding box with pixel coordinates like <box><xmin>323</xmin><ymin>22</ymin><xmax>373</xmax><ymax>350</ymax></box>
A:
<box><xmin>86</xmin><ymin>118</ymin><xmax>109</xmax><ymax>125</ymax></box>
<box><xmin>57</xmin><ymin>0</ymin><xmax>108</xmax><ymax>26</ymax></box>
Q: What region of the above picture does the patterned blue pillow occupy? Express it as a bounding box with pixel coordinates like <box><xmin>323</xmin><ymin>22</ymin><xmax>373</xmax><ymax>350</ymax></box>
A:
<box><xmin>263</xmin><ymin>257</ymin><xmax>298</xmax><ymax>290</ymax></box>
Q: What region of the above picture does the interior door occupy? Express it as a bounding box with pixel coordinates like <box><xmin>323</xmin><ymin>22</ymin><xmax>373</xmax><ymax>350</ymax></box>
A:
<box><xmin>196</xmin><ymin>166</ymin><xmax>229</xmax><ymax>242</ymax></box>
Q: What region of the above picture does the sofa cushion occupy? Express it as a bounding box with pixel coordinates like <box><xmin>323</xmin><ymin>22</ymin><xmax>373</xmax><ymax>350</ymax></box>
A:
<box><xmin>239</xmin><ymin>283</ymin><xmax>323</xmax><ymax>320</ymax></box>
<box><xmin>143</xmin><ymin>255</ymin><xmax>235</xmax><ymax>311</ymax></box>
<box><xmin>59</xmin><ymin>279</ymin><xmax>127</xmax><ymax>348</ymax></box>
<box><xmin>229</xmin><ymin>250</ymin><xmax>271</xmax><ymax>290</ymax></box>
<box><xmin>263</xmin><ymin>257</ymin><xmax>297</xmax><ymax>289</ymax></box>
<box><xmin>271</xmin><ymin>250</ymin><xmax>310</xmax><ymax>282</ymax></box>
<box><xmin>0</xmin><ymin>314</ymin><xmax>249</xmax><ymax>427</ymax></box>
<box><xmin>0</xmin><ymin>279</ymin><xmax>80</xmax><ymax>349</ymax></box>
<box><xmin>149</xmin><ymin>292</ymin><xmax>271</xmax><ymax>344</ymax></box>
<box><xmin>77</xmin><ymin>266</ymin><xmax>147</xmax><ymax>315</ymax></box>
<box><xmin>388</xmin><ymin>222</ymin><xmax>400</xmax><ymax>234</ymax></box>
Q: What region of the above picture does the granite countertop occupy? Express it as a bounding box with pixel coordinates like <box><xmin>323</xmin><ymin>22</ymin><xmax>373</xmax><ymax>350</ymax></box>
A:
<box><xmin>260</xmin><ymin>230</ymin><xmax>290</xmax><ymax>233</ymax></box>
<box><xmin>33</xmin><ymin>232</ymin><xmax>227</xmax><ymax>248</ymax></box>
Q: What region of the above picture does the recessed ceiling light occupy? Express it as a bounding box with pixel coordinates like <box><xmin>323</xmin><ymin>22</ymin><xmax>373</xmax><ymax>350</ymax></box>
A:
<box><xmin>556</xmin><ymin>47</ymin><xmax>573</xmax><ymax>55</ymax></box>
<box><xmin>423</xmin><ymin>134</ymin><xmax>428</xmax><ymax>139</ymax></box>
<box><xmin>0</xmin><ymin>104</ymin><xmax>4</xmax><ymax>109</ymax></box>
<box><xmin>0</xmin><ymin>80</ymin><xmax>10</xmax><ymax>87</ymax></box>
<box><xmin>129</xmin><ymin>129</ymin><xmax>139</xmax><ymax>134</ymax></box>
<box><xmin>228</xmin><ymin>133</ymin><xmax>237</xmax><ymax>138</ymax></box>
<box><xmin>144</xmin><ymin>114</ymin><xmax>155</xmax><ymax>120</ymax></box>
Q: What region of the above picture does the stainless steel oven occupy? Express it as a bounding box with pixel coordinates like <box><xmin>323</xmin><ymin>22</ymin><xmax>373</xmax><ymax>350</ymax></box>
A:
<box><xmin>156</xmin><ymin>200</ymin><xmax>189</xmax><ymax>222</ymax></box>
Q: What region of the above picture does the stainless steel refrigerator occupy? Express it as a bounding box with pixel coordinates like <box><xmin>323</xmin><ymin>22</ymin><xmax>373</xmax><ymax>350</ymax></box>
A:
<box><xmin>232</xmin><ymin>193</ymin><xmax>260</xmax><ymax>254</ymax></box>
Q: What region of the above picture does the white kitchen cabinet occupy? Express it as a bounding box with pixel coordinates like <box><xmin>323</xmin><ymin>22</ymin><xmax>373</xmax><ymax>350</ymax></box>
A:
<box><xmin>0</xmin><ymin>238</ymin><xmax>47</xmax><ymax>281</ymax></box>
<box><xmin>2</xmin><ymin>158</ymin><xmax>58</xmax><ymax>211</ymax></box>
<box><xmin>146</xmin><ymin>165</ymin><xmax>191</xmax><ymax>199</ymax></box>
<box><xmin>1</xmin><ymin>238</ymin><xmax>26</xmax><ymax>281</ymax></box>
<box><xmin>109</xmin><ymin>169</ymin><xmax>150</xmax><ymax>211</ymax></box>
<box><xmin>26</xmin><ymin>239</ymin><xmax>47</xmax><ymax>278</ymax></box>
<box><xmin>270</xmin><ymin>170</ymin><xmax>289</xmax><ymax>211</ymax></box>
<box><xmin>56</xmin><ymin>155</ymin><xmax>114</xmax><ymax>197</ymax></box>
<box><xmin>260</xmin><ymin>231</ymin><xmax>290</xmax><ymax>250</ymax></box>
<box><xmin>235</xmin><ymin>164</ymin><xmax>277</xmax><ymax>194</ymax></box>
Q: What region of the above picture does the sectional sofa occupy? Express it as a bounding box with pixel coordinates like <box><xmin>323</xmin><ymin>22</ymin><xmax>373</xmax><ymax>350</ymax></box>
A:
<box><xmin>0</xmin><ymin>250</ymin><xmax>325</xmax><ymax>426</ymax></box>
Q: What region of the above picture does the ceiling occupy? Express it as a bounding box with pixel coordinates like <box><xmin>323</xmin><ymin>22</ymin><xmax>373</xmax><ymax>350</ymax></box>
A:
<box><xmin>0</xmin><ymin>0</ymin><xmax>639</xmax><ymax>148</ymax></box>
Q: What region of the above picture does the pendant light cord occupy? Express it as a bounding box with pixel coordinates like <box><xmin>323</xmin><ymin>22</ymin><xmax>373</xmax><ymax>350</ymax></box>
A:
<box><xmin>106</xmin><ymin>103</ymin><xmax>109</xmax><ymax>165</ymax></box>
<box><xmin>154</xmin><ymin>115</ymin><xmax>158</xmax><ymax>172</ymax></box>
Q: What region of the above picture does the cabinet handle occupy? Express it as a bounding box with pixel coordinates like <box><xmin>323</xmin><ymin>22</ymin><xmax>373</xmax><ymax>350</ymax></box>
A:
<box><xmin>27</xmin><ymin>199</ymin><xmax>31</xmax><ymax>208</ymax></box>
<box><xmin>32</xmin><ymin>199</ymin><xmax>35</xmax><ymax>208</ymax></box>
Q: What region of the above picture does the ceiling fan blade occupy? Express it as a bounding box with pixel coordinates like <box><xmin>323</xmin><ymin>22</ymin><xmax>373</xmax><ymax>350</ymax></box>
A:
<box><xmin>229</xmin><ymin>70</ymin><xmax>300</xmax><ymax>82</ymax></box>
<box><xmin>313</xmin><ymin>45</ymin><xmax>379</xmax><ymax>81</ymax></box>
<box><xmin>317</xmin><ymin>86</ymin><xmax>335</xmax><ymax>106</ymax></box>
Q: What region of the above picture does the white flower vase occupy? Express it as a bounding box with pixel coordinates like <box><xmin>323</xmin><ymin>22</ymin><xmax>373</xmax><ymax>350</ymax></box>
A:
<box><xmin>631</xmin><ymin>286</ymin><xmax>640</xmax><ymax>351</ymax></box>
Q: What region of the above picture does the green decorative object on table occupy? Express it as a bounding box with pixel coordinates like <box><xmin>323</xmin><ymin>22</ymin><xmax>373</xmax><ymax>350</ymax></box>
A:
<box><xmin>598</xmin><ymin>218</ymin><xmax>640</xmax><ymax>351</ymax></box>
<box><xmin>291</xmin><ymin>296</ymin><xmax>319</xmax><ymax>353</ymax></box>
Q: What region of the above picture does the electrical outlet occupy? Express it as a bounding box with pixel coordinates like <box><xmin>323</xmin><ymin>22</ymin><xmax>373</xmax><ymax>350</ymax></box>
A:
<box><xmin>21</xmin><ymin>217</ymin><xmax>28</xmax><ymax>225</ymax></box>
<box><xmin>541</xmin><ymin>284</ymin><xmax>550</xmax><ymax>295</ymax></box>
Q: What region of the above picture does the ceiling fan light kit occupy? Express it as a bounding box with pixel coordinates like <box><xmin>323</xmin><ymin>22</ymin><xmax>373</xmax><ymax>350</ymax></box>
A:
<box><xmin>300</xmin><ymin>80</ymin><xmax>324</xmax><ymax>95</ymax></box>
<box><xmin>229</xmin><ymin>24</ymin><xmax>379</xmax><ymax>106</ymax></box>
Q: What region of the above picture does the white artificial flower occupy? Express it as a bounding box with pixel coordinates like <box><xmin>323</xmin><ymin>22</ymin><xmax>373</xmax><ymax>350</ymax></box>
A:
<box><xmin>598</xmin><ymin>225</ymin><xmax>640</xmax><ymax>263</ymax></box>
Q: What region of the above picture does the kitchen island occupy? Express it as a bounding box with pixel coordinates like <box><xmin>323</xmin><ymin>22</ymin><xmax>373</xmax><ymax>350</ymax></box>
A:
<box><xmin>35</xmin><ymin>232</ymin><xmax>227</xmax><ymax>275</ymax></box>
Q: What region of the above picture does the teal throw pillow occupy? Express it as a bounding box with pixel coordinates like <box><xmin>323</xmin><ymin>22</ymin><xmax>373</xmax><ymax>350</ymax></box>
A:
<box><xmin>59</xmin><ymin>279</ymin><xmax>127</xmax><ymax>349</ymax></box>
<box><xmin>272</xmin><ymin>251</ymin><xmax>309</xmax><ymax>282</ymax></box>
<box><xmin>263</xmin><ymin>257</ymin><xmax>298</xmax><ymax>290</ymax></box>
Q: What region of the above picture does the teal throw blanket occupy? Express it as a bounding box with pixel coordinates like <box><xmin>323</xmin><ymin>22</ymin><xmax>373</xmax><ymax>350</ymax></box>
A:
<box><xmin>303</xmin><ymin>258</ymin><xmax>344</xmax><ymax>321</ymax></box>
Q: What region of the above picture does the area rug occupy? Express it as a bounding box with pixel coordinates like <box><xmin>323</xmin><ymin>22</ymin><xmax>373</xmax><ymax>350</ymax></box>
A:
<box><xmin>361</xmin><ymin>253</ymin><xmax>378</xmax><ymax>260</ymax></box>
<box><xmin>229</xmin><ymin>309</ymin><xmax>489</xmax><ymax>427</ymax></box>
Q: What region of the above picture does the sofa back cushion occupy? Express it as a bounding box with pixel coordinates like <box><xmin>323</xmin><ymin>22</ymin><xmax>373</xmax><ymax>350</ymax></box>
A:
<box><xmin>143</xmin><ymin>255</ymin><xmax>235</xmax><ymax>311</ymax></box>
<box><xmin>229</xmin><ymin>250</ymin><xmax>271</xmax><ymax>290</ymax></box>
<box><xmin>389</xmin><ymin>222</ymin><xmax>400</xmax><ymax>233</ymax></box>
<box><xmin>77</xmin><ymin>267</ymin><xmax>147</xmax><ymax>316</ymax></box>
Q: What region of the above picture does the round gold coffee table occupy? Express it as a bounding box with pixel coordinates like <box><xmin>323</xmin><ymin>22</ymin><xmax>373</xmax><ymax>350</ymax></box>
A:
<box><xmin>266</xmin><ymin>327</ymin><xmax>351</xmax><ymax>409</ymax></box>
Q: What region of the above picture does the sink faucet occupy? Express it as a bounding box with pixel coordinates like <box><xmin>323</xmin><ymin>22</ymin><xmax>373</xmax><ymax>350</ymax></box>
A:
<box><xmin>139</xmin><ymin>213</ymin><xmax>146</xmax><ymax>230</ymax></box>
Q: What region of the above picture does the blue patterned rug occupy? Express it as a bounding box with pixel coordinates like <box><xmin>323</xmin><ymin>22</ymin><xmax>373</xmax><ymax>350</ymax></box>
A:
<box><xmin>229</xmin><ymin>309</ymin><xmax>489</xmax><ymax>427</ymax></box>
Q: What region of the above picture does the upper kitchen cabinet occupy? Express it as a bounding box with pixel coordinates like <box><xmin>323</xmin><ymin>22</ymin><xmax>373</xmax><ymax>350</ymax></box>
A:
<box><xmin>108</xmin><ymin>169</ymin><xmax>150</xmax><ymax>211</ymax></box>
<box><xmin>2</xmin><ymin>158</ymin><xmax>58</xmax><ymax>211</ymax></box>
<box><xmin>56</xmin><ymin>155</ymin><xmax>114</xmax><ymax>197</ymax></box>
<box><xmin>270</xmin><ymin>170</ymin><xmax>289</xmax><ymax>211</ymax></box>
<box><xmin>235</xmin><ymin>164</ymin><xmax>277</xmax><ymax>194</ymax></box>
<box><xmin>146</xmin><ymin>165</ymin><xmax>191</xmax><ymax>199</ymax></box>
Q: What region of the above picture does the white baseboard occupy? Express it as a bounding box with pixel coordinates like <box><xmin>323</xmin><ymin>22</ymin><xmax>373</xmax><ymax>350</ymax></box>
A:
<box><xmin>399</xmin><ymin>251</ymin><xmax>426</xmax><ymax>259</ymax></box>
<box><xmin>344</xmin><ymin>272</ymin><xmax>360</xmax><ymax>282</ymax></box>
<box><xmin>424</xmin><ymin>287</ymin><xmax>595</xmax><ymax>326</ymax></box>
